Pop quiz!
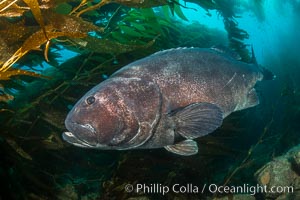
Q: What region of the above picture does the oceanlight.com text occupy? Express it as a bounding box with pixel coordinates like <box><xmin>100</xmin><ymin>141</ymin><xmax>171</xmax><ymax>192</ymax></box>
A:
<box><xmin>124</xmin><ymin>183</ymin><xmax>294</xmax><ymax>196</ymax></box>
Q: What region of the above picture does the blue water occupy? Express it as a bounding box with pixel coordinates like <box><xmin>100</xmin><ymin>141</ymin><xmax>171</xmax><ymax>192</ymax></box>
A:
<box><xmin>180</xmin><ymin>0</ymin><xmax>300</xmax><ymax>82</ymax></box>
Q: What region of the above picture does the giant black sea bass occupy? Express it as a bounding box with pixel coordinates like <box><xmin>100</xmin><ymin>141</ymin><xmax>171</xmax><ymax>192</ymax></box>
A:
<box><xmin>63</xmin><ymin>47</ymin><xmax>270</xmax><ymax>156</ymax></box>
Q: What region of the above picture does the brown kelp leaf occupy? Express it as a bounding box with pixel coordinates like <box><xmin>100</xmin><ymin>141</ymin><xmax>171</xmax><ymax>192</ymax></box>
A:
<box><xmin>0</xmin><ymin>19</ymin><xmax>36</xmax><ymax>45</ymax></box>
<box><xmin>23</xmin><ymin>0</ymin><xmax>47</xmax><ymax>38</ymax></box>
<box><xmin>74</xmin><ymin>0</ymin><xmax>169</xmax><ymax>16</ymax></box>
<box><xmin>0</xmin><ymin>68</ymin><xmax>49</xmax><ymax>103</ymax></box>
<box><xmin>74</xmin><ymin>0</ymin><xmax>110</xmax><ymax>16</ymax></box>
<box><xmin>114</xmin><ymin>0</ymin><xmax>169</xmax><ymax>8</ymax></box>
<box><xmin>42</xmin><ymin>133</ymin><xmax>64</xmax><ymax>150</ymax></box>
<box><xmin>0</xmin><ymin>68</ymin><xmax>50</xmax><ymax>80</ymax></box>
<box><xmin>0</xmin><ymin>82</ymin><xmax>14</xmax><ymax>103</ymax></box>
<box><xmin>40</xmin><ymin>0</ymin><xmax>76</xmax><ymax>10</ymax></box>
<box><xmin>0</xmin><ymin>38</ymin><xmax>13</xmax><ymax>67</ymax></box>
<box><xmin>45</xmin><ymin>12</ymin><xmax>104</xmax><ymax>33</ymax></box>
<box><xmin>71</xmin><ymin>36</ymin><xmax>156</xmax><ymax>55</ymax></box>
<box><xmin>0</xmin><ymin>2</ymin><xmax>29</xmax><ymax>17</ymax></box>
<box><xmin>0</xmin><ymin>19</ymin><xmax>38</xmax><ymax>66</ymax></box>
<box><xmin>0</xmin><ymin>20</ymin><xmax>38</xmax><ymax>65</ymax></box>
<box><xmin>0</xmin><ymin>25</ymin><xmax>86</xmax><ymax>72</ymax></box>
<box><xmin>6</xmin><ymin>138</ymin><xmax>33</xmax><ymax>160</ymax></box>
<box><xmin>0</xmin><ymin>108</ymin><xmax>14</xmax><ymax>113</ymax></box>
<box><xmin>0</xmin><ymin>0</ymin><xmax>18</xmax><ymax>13</ymax></box>
<box><xmin>70</xmin><ymin>0</ymin><xmax>88</xmax><ymax>15</ymax></box>
<box><xmin>40</xmin><ymin>108</ymin><xmax>65</xmax><ymax>129</ymax></box>
<box><xmin>0</xmin><ymin>93</ymin><xmax>14</xmax><ymax>102</ymax></box>
<box><xmin>0</xmin><ymin>13</ymin><xmax>100</xmax><ymax>71</ymax></box>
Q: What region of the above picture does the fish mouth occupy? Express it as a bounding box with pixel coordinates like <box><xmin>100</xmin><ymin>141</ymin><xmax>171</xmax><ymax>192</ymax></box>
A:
<box><xmin>63</xmin><ymin>122</ymin><xmax>98</xmax><ymax>147</ymax></box>
<box><xmin>63</xmin><ymin>122</ymin><xmax>114</xmax><ymax>149</ymax></box>
<box><xmin>62</xmin><ymin>131</ymin><xmax>115</xmax><ymax>149</ymax></box>
<box><xmin>62</xmin><ymin>131</ymin><xmax>95</xmax><ymax>148</ymax></box>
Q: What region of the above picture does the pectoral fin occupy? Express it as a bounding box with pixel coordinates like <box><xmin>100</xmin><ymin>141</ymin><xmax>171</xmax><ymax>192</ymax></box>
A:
<box><xmin>164</xmin><ymin>139</ymin><xmax>198</xmax><ymax>156</ymax></box>
<box><xmin>168</xmin><ymin>102</ymin><xmax>223</xmax><ymax>139</ymax></box>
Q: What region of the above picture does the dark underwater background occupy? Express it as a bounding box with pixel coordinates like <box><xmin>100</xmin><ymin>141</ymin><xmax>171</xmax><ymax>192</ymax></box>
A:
<box><xmin>0</xmin><ymin>0</ymin><xmax>299</xmax><ymax>199</ymax></box>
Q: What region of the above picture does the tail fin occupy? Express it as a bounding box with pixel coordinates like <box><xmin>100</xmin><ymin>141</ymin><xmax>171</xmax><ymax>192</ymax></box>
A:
<box><xmin>261</xmin><ymin>67</ymin><xmax>276</xmax><ymax>81</ymax></box>
<box><xmin>251</xmin><ymin>46</ymin><xmax>275</xmax><ymax>81</ymax></box>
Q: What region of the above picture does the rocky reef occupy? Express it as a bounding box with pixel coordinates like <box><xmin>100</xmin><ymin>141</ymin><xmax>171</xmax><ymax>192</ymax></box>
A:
<box><xmin>255</xmin><ymin>144</ymin><xmax>300</xmax><ymax>200</ymax></box>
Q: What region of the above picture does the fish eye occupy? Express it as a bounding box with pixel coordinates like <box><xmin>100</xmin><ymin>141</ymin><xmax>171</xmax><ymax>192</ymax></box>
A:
<box><xmin>86</xmin><ymin>96</ymin><xmax>95</xmax><ymax>105</ymax></box>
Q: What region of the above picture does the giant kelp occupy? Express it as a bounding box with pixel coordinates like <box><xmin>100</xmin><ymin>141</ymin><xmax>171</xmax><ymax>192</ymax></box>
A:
<box><xmin>1</xmin><ymin>0</ymin><xmax>231</xmax><ymax>102</ymax></box>
<box><xmin>1</xmin><ymin>0</ymin><xmax>299</xmax><ymax>199</ymax></box>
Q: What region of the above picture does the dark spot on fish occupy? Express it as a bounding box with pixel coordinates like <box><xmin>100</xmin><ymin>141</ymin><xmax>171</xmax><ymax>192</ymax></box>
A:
<box><xmin>86</xmin><ymin>96</ymin><xmax>95</xmax><ymax>105</ymax></box>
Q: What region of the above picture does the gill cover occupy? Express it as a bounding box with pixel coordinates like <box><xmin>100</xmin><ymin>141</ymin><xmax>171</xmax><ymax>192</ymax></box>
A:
<box><xmin>111</xmin><ymin>78</ymin><xmax>163</xmax><ymax>149</ymax></box>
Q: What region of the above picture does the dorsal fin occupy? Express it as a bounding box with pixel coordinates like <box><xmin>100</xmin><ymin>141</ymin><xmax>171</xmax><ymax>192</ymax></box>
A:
<box><xmin>152</xmin><ymin>47</ymin><xmax>192</xmax><ymax>56</ymax></box>
<box><xmin>251</xmin><ymin>45</ymin><xmax>258</xmax><ymax>65</ymax></box>
<box><xmin>211</xmin><ymin>45</ymin><xmax>241</xmax><ymax>60</ymax></box>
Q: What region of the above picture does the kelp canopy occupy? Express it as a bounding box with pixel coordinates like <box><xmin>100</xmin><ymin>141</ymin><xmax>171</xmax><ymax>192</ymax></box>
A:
<box><xmin>0</xmin><ymin>0</ymin><xmax>264</xmax><ymax>102</ymax></box>
<box><xmin>1</xmin><ymin>0</ymin><xmax>299</xmax><ymax>199</ymax></box>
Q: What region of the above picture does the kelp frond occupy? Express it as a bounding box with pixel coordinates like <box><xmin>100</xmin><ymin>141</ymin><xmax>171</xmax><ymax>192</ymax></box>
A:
<box><xmin>0</xmin><ymin>68</ymin><xmax>50</xmax><ymax>80</ymax></box>
<box><xmin>0</xmin><ymin>25</ymin><xmax>87</xmax><ymax>72</ymax></box>
<box><xmin>71</xmin><ymin>36</ymin><xmax>157</xmax><ymax>55</ymax></box>
<box><xmin>72</xmin><ymin>0</ymin><xmax>169</xmax><ymax>17</ymax></box>
<box><xmin>6</xmin><ymin>138</ymin><xmax>33</xmax><ymax>160</ymax></box>
<box><xmin>23</xmin><ymin>0</ymin><xmax>48</xmax><ymax>39</ymax></box>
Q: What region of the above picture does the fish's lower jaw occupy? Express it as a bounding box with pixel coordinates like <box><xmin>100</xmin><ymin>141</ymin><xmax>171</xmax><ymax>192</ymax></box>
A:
<box><xmin>62</xmin><ymin>131</ymin><xmax>97</xmax><ymax>148</ymax></box>
<box><xmin>95</xmin><ymin>143</ymin><xmax>116</xmax><ymax>150</ymax></box>
<box><xmin>72</xmin><ymin>142</ymin><xmax>94</xmax><ymax>148</ymax></box>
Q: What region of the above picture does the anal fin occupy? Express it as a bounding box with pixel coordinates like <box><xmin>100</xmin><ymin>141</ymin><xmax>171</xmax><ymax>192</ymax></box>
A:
<box><xmin>245</xmin><ymin>88</ymin><xmax>260</xmax><ymax>108</ymax></box>
<box><xmin>164</xmin><ymin>139</ymin><xmax>198</xmax><ymax>156</ymax></box>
